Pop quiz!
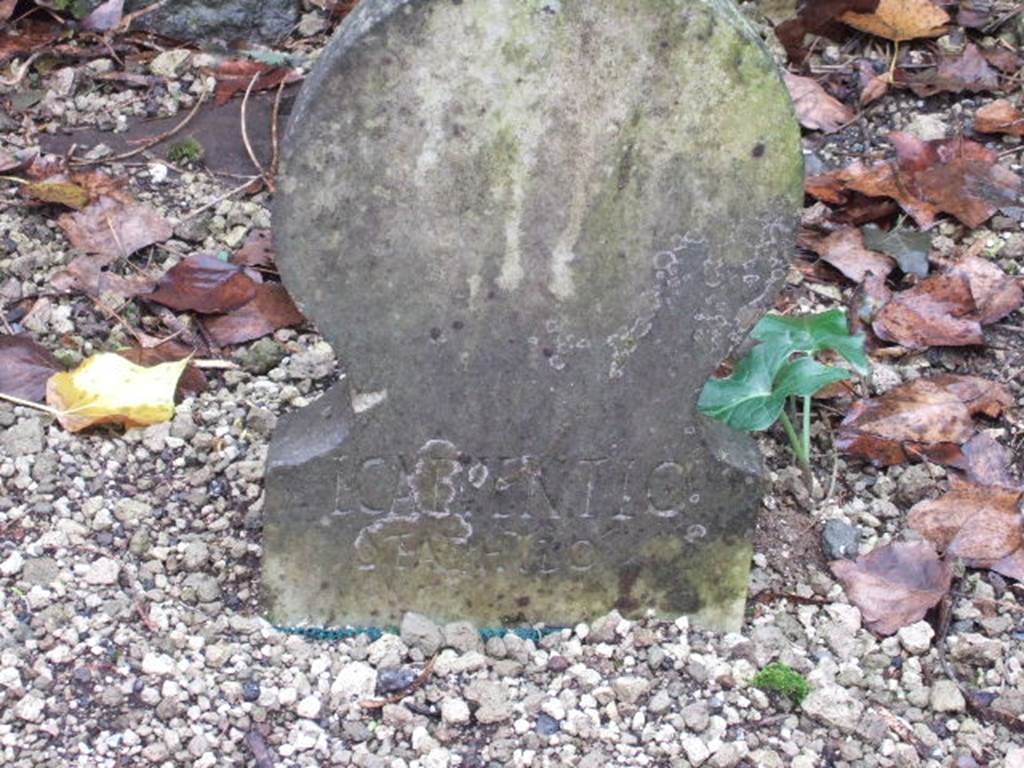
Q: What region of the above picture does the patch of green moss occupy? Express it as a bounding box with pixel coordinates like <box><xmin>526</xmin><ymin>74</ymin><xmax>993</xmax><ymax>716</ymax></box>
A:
<box><xmin>167</xmin><ymin>137</ymin><xmax>205</xmax><ymax>165</ymax></box>
<box><xmin>752</xmin><ymin>663</ymin><xmax>810</xmax><ymax>705</ymax></box>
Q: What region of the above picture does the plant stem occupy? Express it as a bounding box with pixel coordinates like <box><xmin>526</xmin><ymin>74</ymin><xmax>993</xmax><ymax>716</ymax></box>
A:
<box><xmin>778</xmin><ymin>410</ymin><xmax>803</xmax><ymax>465</ymax></box>
<box><xmin>802</xmin><ymin>395</ymin><xmax>811</xmax><ymax>467</ymax></box>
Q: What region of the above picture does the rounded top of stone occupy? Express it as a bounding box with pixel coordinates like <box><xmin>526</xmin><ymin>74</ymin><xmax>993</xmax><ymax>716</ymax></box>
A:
<box><xmin>274</xmin><ymin>0</ymin><xmax>802</xmax><ymax>443</ymax></box>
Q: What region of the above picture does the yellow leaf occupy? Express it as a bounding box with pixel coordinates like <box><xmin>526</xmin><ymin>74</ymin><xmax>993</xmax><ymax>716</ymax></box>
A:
<box><xmin>46</xmin><ymin>353</ymin><xmax>188</xmax><ymax>432</ymax></box>
<box><xmin>22</xmin><ymin>180</ymin><xmax>90</xmax><ymax>209</ymax></box>
<box><xmin>841</xmin><ymin>0</ymin><xmax>950</xmax><ymax>41</ymax></box>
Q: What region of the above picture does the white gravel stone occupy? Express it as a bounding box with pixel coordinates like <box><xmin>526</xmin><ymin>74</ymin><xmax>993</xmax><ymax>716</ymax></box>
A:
<box><xmin>331</xmin><ymin>661</ymin><xmax>377</xmax><ymax>701</ymax></box>
<box><xmin>440</xmin><ymin>697</ymin><xmax>471</xmax><ymax>725</ymax></box>
<box><xmin>296</xmin><ymin>694</ymin><xmax>322</xmax><ymax>719</ymax></box>
<box><xmin>15</xmin><ymin>693</ymin><xmax>45</xmax><ymax>722</ymax></box>
<box><xmin>84</xmin><ymin>556</ymin><xmax>120</xmax><ymax>585</ymax></box>
<box><xmin>0</xmin><ymin>550</ymin><xmax>24</xmax><ymax>576</ymax></box>
<box><xmin>930</xmin><ymin>679</ymin><xmax>966</xmax><ymax>713</ymax></box>
<box><xmin>682</xmin><ymin>735</ymin><xmax>711</xmax><ymax>765</ymax></box>
<box><xmin>801</xmin><ymin>684</ymin><xmax>864</xmax><ymax>732</ymax></box>
<box><xmin>612</xmin><ymin>676</ymin><xmax>650</xmax><ymax>704</ymax></box>
<box><xmin>141</xmin><ymin>652</ymin><xmax>176</xmax><ymax>676</ymax></box>
<box><xmin>897</xmin><ymin>621</ymin><xmax>935</xmax><ymax>655</ymax></box>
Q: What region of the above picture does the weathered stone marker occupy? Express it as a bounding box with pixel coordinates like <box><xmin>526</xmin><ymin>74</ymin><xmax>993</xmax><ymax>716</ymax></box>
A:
<box><xmin>265</xmin><ymin>0</ymin><xmax>803</xmax><ymax>631</ymax></box>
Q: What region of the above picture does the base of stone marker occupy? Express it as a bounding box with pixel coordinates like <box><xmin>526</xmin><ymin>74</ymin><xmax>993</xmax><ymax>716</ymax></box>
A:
<box><xmin>262</xmin><ymin>382</ymin><xmax>763</xmax><ymax>633</ymax></box>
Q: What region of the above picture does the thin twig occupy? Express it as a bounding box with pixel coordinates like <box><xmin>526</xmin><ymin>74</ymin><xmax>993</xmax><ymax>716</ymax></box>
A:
<box><xmin>0</xmin><ymin>52</ymin><xmax>42</xmax><ymax>88</ymax></box>
<box><xmin>240</xmin><ymin>74</ymin><xmax>272</xmax><ymax>191</ymax></box>
<box><xmin>178</xmin><ymin>176</ymin><xmax>260</xmax><ymax>222</ymax></box>
<box><xmin>72</xmin><ymin>84</ymin><xmax>208</xmax><ymax>166</ymax></box>
<box><xmin>361</xmin><ymin>655</ymin><xmax>438</xmax><ymax>709</ymax></box>
<box><xmin>0</xmin><ymin>392</ymin><xmax>59</xmax><ymax>416</ymax></box>
<box><xmin>270</xmin><ymin>78</ymin><xmax>286</xmax><ymax>180</ymax></box>
<box><xmin>117</xmin><ymin>0</ymin><xmax>167</xmax><ymax>32</ymax></box>
<box><xmin>192</xmin><ymin>359</ymin><xmax>239</xmax><ymax>370</ymax></box>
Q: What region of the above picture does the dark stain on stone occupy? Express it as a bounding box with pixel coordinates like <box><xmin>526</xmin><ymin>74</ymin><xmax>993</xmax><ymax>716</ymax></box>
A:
<box><xmin>516</xmin><ymin>595</ymin><xmax>531</xmax><ymax>607</ymax></box>
<box><xmin>751</xmin><ymin>142</ymin><xmax>765</xmax><ymax>158</ymax></box>
<box><xmin>616</xmin><ymin>563</ymin><xmax>642</xmax><ymax>613</ymax></box>
<box><xmin>542</xmin><ymin>347</ymin><xmax>554</xmax><ymax>358</ymax></box>
<box><xmin>429</xmin><ymin>327</ymin><xmax>442</xmax><ymax>340</ymax></box>
<box><xmin>452</xmin><ymin>320</ymin><xmax>464</xmax><ymax>330</ymax></box>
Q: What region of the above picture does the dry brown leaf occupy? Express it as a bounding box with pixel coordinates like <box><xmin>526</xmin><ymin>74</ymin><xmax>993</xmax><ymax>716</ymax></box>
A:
<box><xmin>783</xmin><ymin>72</ymin><xmax>856</xmax><ymax>133</ymax></box>
<box><xmin>0</xmin><ymin>334</ymin><xmax>63</xmax><ymax>402</ymax></box>
<box><xmin>811</xmin><ymin>227</ymin><xmax>895</xmax><ymax>282</ymax></box>
<box><xmin>900</xmin><ymin>44</ymin><xmax>1001</xmax><ymax>97</ymax></box>
<box><xmin>201</xmin><ymin>284</ymin><xmax>305</xmax><ymax>346</ymax></box>
<box><xmin>837</xmin><ymin>377</ymin><xmax>976</xmax><ymax>466</ymax></box>
<box><xmin>949</xmin><ymin>255</ymin><xmax>1024</xmax><ymax>325</ymax></box>
<box><xmin>231</xmin><ymin>228</ymin><xmax>275</xmax><ymax>268</ymax></box>
<box><xmin>57</xmin><ymin>195</ymin><xmax>173</xmax><ymax>262</ymax></box>
<box><xmin>212</xmin><ymin>60</ymin><xmax>302</xmax><ymax>106</ymax></box>
<box><xmin>872</xmin><ymin>274</ymin><xmax>984</xmax><ymax>349</ymax></box>
<box><xmin>146</xmin><ymin>254</ymin><xmax>257</xmax><ymax>314</ymax></box>
<box><xmin>840</xmin><ymin>0</ymin><xmax>950</xmax><ymax>41</ymax></box>
<box><xmin>831</xmin><ymin>541</ymin><xmax>952</xmax><ymax>635</ymax></box>
<box><xmin>81</xmin><ymin>0</ymin><xmax>124</xmax><ymax>32</ymax></box>
<box><xmin>975</xmin><ymin>99</ymin><xmax>1024</xmax><ymax>138</ymax></box>
<box><xmin>908</xmin><ymin>481</ymin><xmax>1023</xmax><ymax>569</ymax></box>
<box><xmin>926</xmin><ymin>373</ymin><xmax>1013</xmax><ymax>418</ymax></box>
<box><xmin>951</xmin><ymin>433</ymin><xmax>1018</xmax><ymax>488</ymax></box>
<box><xmin>50</xmin><ymin>255</ymin><xmax>159</xmax><ymax>298</ymax></box>
<box><xmin>889</xmin><ymin>132</ymin><xmax>1022</xmax><ymax>229</ymax></box>
<box><xmin>776</xmin><ymin>0</ymin><xmax>880</xmax><ymax>62</ymax></box>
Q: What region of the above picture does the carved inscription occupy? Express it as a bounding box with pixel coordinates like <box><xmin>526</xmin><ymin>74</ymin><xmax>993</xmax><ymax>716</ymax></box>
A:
<box><xmin>340</xmin><ymin>442</ymin><xmax>711</xmax><ymax>575</ymax></box>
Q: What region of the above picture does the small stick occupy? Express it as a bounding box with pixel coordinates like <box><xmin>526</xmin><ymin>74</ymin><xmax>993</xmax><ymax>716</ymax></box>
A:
<box><xmin>178</xmin><ymin>176</ymin><xmax>260</xmax><ymax>221</ymax></box>
<box><xmin>244</xmin><ymin>729</ymin><xmax>276</xmax><ymax>768</ymax></box>
<box><xmin>73</xmin><ymin>84</ymin><xmax>208</xmax><ymax>166</ymax></box>
<box><xmin>117</xmin><ymin>0</ymin><xmax>167</xmax><ymax>32</ymax></box>
<box><xmin>0</xmin><ymin>392</ymin><xmax>59</xmax><ymax>416</ymax></box>
<box><xmin>270</xmin><ymin>78</ymin><xmax>286</xmax><ymax>180</ymax></box>
<box><xmin>361</xmin><ymin>654</ymin><xmax>438</xmax><ymax>709</ymax></box>
<box><xmin>241</xmin><ymin>73</ymin><xmax>273</xmax><ymax>191</ymax></box>
<box><xmin>192</xmin><ymin>359</ymin><xmax>239</xmax><ymax>370</ymax></box>
<box><xmin>0</xmin><ymin>52</ymin><xmax>42</xmax><ymax>88</ymax></box>
<box><xmin>135</xmin><ymin>599</ymin><xmax>158</xmax><ymax>632</ymax></box>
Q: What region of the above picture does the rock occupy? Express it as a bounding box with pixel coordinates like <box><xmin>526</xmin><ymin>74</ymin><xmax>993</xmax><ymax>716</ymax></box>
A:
<box><xmin>82</xmin><ymin>0</ymin><xmax>299</xmax><ymax>44</ymax></box>
<box><xmin>296</xmin><ymin>694</ymin><xmax>322</xmax><ymax>719</ymax></box>
<box><xmin>443</xmin><ymin>621</ymin><xmax>482</xmax><ymax>653</ymax></box>
<box><xmin>0</xmin><ymin>550</ymin><xmax>24</xmax><ymax>577</ymax></box>
<box><xmin>183</xmin><ymin>573</ymin><xmax>221</xmax><ymax>602</ymax></box>
<box><xmin>376</xmin><ymin>667</ymin><xmax>417</xmax><ymax>694</ymax></box>
<box><xmin>904</xmin><ymin>113</ymin><xmax>948</xmax><ymax>142</ymax></box>
<box><xmin>1</xmin><ymin>418</ymin><xmax>44</xmax><ymax>456</ymax></box>
<box><xmin>681</xmin><ymin>701</ymin><xmax>711</xmax><ymax>733</ymax></box>
<box><xmin>14</xmin><ymin>693</ymin><xmax>45</xmax><ymax>722</ymax></box>
<box><xmin>822</xmin><ymin>519</ymin><xmax>860</xmax><ymax>560</ymax></box>
<box><xmin>84</xmin><ymin>557</ymin><xmax>120</xmax><ymax>585</ymax></box>
<box><xmin>801</xmin><ymin>684</ymin><xmax>865</xmax><ymax>732</ymax></box>
<box><xmin>896</xmin><ymin>464</ymin><xmax>935</xmax><ymax>506</ymax></box>
<box><xmin>589</xmin><ymin>611</ymin><xmax>625</xmax><ymax>644</ymax></box>
<box><xmin>22</xmin><ymin>557</ymin><xmax>59</xmax><ymax>586</ymax></box>
<box><xmin>287</xmin><ymin>341</ymin><xmax>335</xmax><ymax>380</ymax></box>
<box><xmin>400</xmin><ymin>612</ymin><xmax>443</xmax><ymax>655</ymax></box>
<box><xmin>235</xmin><ymin>338</ymin><xmax>285</xmax><ymax>374</ymax></box>
<box><xmin>182</xmin><ymin>541</ymin><xmax>210</xmax><ymax>571</ymax></box>
<box><xmin>612</xmin><ymin>676</ymin><xmax>650</xmax><ymax>705</ymax></box>
<box><xmin>148</xmin><ymin>49</ymin><xmax>191</xmax><ymax>78</ymax></box>
<box><xmin>930</xmin><ymin>679</ymin><xmax>966</xmax><ymax>713</ymax></box>
<box><xmin>440</xmin><ymin>697</ymin><xmax>471</xmax><ymax>725</ymax></box>
<box><xmin>464</xmin><ymin>680</ymin><xmax>512</xmax><ymax>724</ymax></box>
<box><xmin>142</xmin><ymin>653</ymin><xmax>176</xmax><ymax>676</ymax></box>
<box><xmin>331</xmin><ymin>661</ymin><xmax>377</xmax><ymax>701</ymax></box>
<box><xmin>264</xmin><ymin>0</ymin><xmax>802</xmax><ymax>632</ymax></box>
<box><xmin>897</xmin><ymin>621</ymin><xmax>935</xmax><ymax>655</ymax></box>
<box><xmin>682</xmin><ymin>735</ymin><xmax>711</xmax><ymax>766</ymax></box>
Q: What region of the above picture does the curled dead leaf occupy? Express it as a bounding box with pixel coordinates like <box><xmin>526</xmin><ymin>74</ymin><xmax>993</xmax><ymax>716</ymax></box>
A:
<box><xmin>783</xmin><ymin>72</ymin><xmax>856</xmax><ymax>133</ymax></box>
<box><xmin>926</xmin><ymin>373</ymin><xmax>1013</xmax><ymax>418</ymax></box>
<box><xmin>231</xmin><ymin>228</ymin><xmax>275</xmax><ymax>268</ymax></box>
<box><xmin>146</xmin><ymin>254</ymin><xmax>258</xmax><ymax>314</ymax></box>
<box><xmin>21</xmin><ymin>180</ymin><xmax>89</xmax><ymax>209</ymax></box>
<box><xmin>840</xmin><ymin>0</ymin><xmax>950</xmax><ymax>41</ymax></box>
<box><xmin>0</xmin><ymin>334</ymin><xmax>63</xmax><ymax>402</ymax></box>
<box><xmin>899</xmin><ymin>43</ymin><xmax>1000</xmax><ymax>97</ymax></box>
<box><xmin>831</xmin><ymin>540</ymin><xmax>952</xmax><ymax>635</ymax></box>
<box><xmin>837</xmin><ymin>377</ymin><xmax>976</xmax><ymax>466</ymax></box>
<box><xmin>949</xmin><ymin>255</ymin><xmax>1024</xmax><ymax>325</ymax></box>
<box><xmin>810</xmin><ymin>227</ymin><xmax>894</xmax><ymax>283</ymax></box>
<box><xmin>45</xmin><ymin>352</ymin><xmax>188</xmax><ymax>433</ymax></box>
<box><xmin>57</xmin><ymin>194</ymin><xmax>173</xmax><ymax>261</ymax></box>
<box><xmin>872</xmin><ymin>273</ymin><xmax>984</xmax><ymax>349</ymax></box>
<box><xmin>117</xmin><ymin>340</ymin><xmax>207</xmax><ymax>402</ymax></box>
<box><xmin>201</xmin><ymin>283</ymin><xmax>305</xmax><ymax>346</ymax></box>
<box><xmin>975</xmin><ymin>100</ymin><xmax>1024</xmax><ymax>137</ymax></box>
<box><xmin>951</xmin><ymin>433</ymin><xmax>1018</xmax><ymax>488</ymax></box>
<box><xmin>908</xmin><ymin>480</ymin><xmax>1023</xmax><ymax>571</ymax></box>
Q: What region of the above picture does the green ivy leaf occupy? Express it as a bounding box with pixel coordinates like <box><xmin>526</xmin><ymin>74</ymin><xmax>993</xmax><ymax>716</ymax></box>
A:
<box><xmin>698</xmin><ymin>344</ymin><xmax>851</xmax><ymax>432</ymax></box>
<box><xmin>752</xmin><ymin>309</ymin><xmax>869</xmax><ymax>374</ymax></box>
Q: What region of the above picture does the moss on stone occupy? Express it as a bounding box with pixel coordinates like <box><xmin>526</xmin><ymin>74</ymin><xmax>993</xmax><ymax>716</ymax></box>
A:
<box><xmin>753</xmin><ymin>663</ymin><xmax>811</xmax><ymax>705</ymax></box>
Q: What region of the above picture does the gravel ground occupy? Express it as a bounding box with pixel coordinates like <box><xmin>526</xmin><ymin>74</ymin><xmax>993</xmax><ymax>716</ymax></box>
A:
<box><xmin>2</xmin><ymin>9</ymin><xmax>1024</xmax><ymax>768</ymax></box>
